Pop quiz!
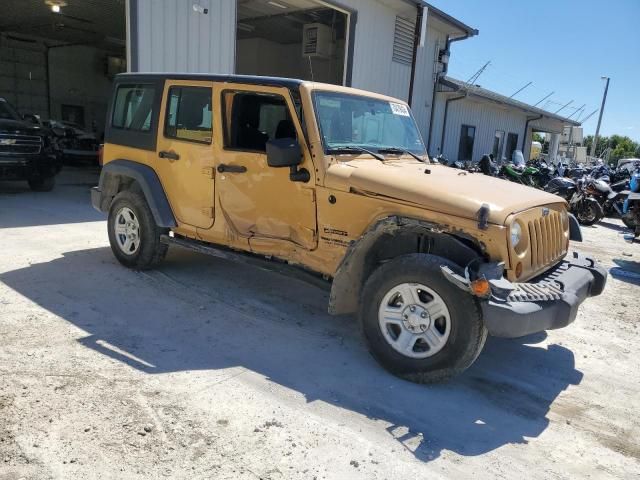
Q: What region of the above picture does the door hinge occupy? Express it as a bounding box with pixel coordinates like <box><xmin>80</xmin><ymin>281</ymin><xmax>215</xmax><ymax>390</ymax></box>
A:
<box><xmin>201</xmin><ymin>207</ymin><xmax>214</xmax><ymax>218</ymax></box>
<box><xmin>202</xmin><ymin>167</ymin><xmax>214</xmax><ymax>178</ymax></box>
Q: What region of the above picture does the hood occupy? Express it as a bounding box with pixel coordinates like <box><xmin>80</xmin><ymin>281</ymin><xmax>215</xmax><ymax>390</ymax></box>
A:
<box><xmin>325</xmin><ymin>159</ymin><xmax>565</xmax><ymax>225</ymax></box>
<box><xmin>0</xmin><ymin>118</ymin><xmax>44</xmax><ymax>136</ymax></box>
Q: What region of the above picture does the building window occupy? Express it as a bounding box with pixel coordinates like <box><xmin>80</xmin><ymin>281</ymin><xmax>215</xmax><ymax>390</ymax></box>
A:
<box><xmin>223</xmin><ymin>91</ymin><xmax>296</xmax><ymax>152</ymax></box>
<box><xmin>392</xmin><ymin>16</ymin><xmax>415</xmax><ymax>65</ymax></box>
<box><xmin>112</xmin><ymin>84</ymin><xmax>155</xmax><ymax>132</ymax></box>
<box><xmin>458</xmin><ymin>125</ymin><xmax>475</xmax><ymax>161</ymax></box>
<box><xmin>164</xmin><ymin>86</ymin><xmax>212</xmax><ymax>144</ymax></box>
<box><xmin>492</xmin><ymin>130</ymin><xmax>505</xmax><ymax>162</ymax></box>
<box><xmin>505</xmin><ymin>132</ymin><xmax>519</xmax><ymax>162</ymax></box>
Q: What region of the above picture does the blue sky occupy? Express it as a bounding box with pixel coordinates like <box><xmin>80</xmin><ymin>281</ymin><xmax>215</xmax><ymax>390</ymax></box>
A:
<box><xmin>428</xmin><ymin>0</ymin><xmax>640</xmax><ymax>141</ymax></box>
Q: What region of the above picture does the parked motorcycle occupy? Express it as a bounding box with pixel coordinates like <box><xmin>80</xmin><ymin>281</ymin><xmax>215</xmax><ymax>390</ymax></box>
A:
<box><xmin>544</xmin><ymin>176</ymin><xmax>604</xmax><ymax>226</ymax></box>
<box><xmin>500</xmin><ymin>162</ymin><xmax>540</xmax><ymax>187</ymax></box>
<box><xmin>621</xmin><ymin>164</ymin><xmax>640</xmax><ymax>238</ymax></box>
<box><xmin>581</xmin><ymin>176</ymin><xmax>627</xmax><ymax>218</ymax></box>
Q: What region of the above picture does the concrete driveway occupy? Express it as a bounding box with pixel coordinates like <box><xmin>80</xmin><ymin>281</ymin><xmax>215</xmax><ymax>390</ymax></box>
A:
<box><xmin>1</xmin><ymin>168</ymin><xmax>638</xmax><ymax>479</ymax></box>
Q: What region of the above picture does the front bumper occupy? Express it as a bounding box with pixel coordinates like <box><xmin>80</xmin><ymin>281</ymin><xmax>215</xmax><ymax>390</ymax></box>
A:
<box><xmin>0</xmin><ymin>154</ymin><xmax>62</xmax><ymax>180</ymax></box>
<box><xmin>482</xmin><ymin>252</ymin><xmax>607</xmax><ymax>338</ymax></box>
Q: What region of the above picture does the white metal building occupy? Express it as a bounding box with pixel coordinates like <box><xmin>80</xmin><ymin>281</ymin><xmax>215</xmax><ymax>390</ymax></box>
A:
<box><xmin>129</xmin><ymin>0</ymin><xmax>477</xmax><ymax>143</ymax></box>
<box><xmin>429</xmin><ymin>77</ymin><xmax>581</xmax><ymax>163</ymax></box>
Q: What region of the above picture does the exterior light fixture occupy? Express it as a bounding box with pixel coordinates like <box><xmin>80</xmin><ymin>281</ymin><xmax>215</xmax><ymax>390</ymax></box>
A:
<box><xmin>45</xmin><ymin>0</ymin><xmax>67</xmax><ymax>13</ymax></box>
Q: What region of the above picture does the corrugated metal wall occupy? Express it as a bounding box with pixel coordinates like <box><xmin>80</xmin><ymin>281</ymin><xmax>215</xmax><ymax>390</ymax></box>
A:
<box><xmin>430</xmin><ymin>94</ymin><xmax>569</xmax><ymax>162</ymax></box>
<box><xmin>344</xmin><ymin>0</ymin><xmax>415</xmax><ymax>100</ymax></box>
<box><xmin>135</xmin><ymin>0</ymin><xmax>236</xmax><ymax>73</ymax></box>
<box><xmin>431</xmin><ymin>95</ymin><xmax>528</xmax><ymax>162</ymax></box>
<box><xmin>0</xmin><ymin>37</ymin><xmax>48</xmax><ymax>117</ymax></box>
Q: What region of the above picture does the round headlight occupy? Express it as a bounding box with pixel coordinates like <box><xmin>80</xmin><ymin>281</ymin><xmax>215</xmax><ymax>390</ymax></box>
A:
<box><xmin>511</xmin><ymin>222</ymin><xmax>522</xmax><ymax>247</ymax></box>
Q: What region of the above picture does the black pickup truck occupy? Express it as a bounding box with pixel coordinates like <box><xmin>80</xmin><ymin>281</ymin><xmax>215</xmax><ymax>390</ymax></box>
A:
<box><xmin>0</xmin><ymin>98</ymin><xmax>62</xmax><ymax>191</ymax></box>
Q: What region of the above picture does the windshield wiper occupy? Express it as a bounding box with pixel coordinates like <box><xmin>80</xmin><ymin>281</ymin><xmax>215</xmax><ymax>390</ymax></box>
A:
<box><xmin>377</xmin><ymin>147</ymin><xmax>425</xmax><ymax>163</ymax></box>
<box><xmin>327</xmin><ymin>145</ymin><xmax>385</xmax><ymax>162</ymax></box>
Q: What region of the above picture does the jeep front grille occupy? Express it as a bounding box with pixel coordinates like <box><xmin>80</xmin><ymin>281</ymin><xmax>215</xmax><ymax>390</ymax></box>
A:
<box><xmin>0</xmin><ymin>133</ymin><xmax>42</xmax><ymax>155</ymax></box>
<box><xmin>527</xmin><ymin>210</ymin><xmax>566</xmax><ymax>271</ymax></box>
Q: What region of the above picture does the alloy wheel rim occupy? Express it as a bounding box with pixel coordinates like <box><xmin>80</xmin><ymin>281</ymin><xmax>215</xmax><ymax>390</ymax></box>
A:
<box><xmin>378</xmin><ymin>282</ymin><xmax>451</xmax><ymax>359</ymax></box>
<box><xmin>114</xmin><ymin>207</ymin><xmax>141</xmax><ymax>255</ymax></box>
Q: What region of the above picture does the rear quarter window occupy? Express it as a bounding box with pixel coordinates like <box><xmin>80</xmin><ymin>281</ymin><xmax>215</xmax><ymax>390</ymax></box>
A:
<box><xmin>112</xmin><ymin>84</ymin><xmax>155</xmax><ymax>132</ymax></box>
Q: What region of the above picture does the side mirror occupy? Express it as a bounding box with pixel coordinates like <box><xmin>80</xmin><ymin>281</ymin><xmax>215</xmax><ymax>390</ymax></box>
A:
<box><xmin>266</xmin><ymin>138</ymin><xmax>310</xmax><ymax>183</ymax></box>
<box><xmin>266</xmin><ymin>138</ymin><xmax>301</xmax><ymax>168</ymax></box>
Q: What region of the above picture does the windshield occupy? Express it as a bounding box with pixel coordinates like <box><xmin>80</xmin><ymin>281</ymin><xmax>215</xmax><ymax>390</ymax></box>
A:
<box><xmin>0</xmin><ymin>99</ymin><xmax>21</xmax><ymax>121</ymax></box>
<box><xmin>313</xmin><ymin>91</ymin><xmax>426</xmax><ymax>157</ymax></box>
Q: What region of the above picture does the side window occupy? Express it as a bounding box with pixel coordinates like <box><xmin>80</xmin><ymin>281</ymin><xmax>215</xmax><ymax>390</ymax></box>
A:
<box><xmin>112</xmin><ymin>84</ymin><xmax>155</xmax><ymax>132</ymax></box>
<box><xmin>223</xmin><ymin>92</ymin><xmax>296</xmax><ymax>152</ymax></box>
<box><xmin>164</xmin><ymin>86</ymin><xmax>212</xmax><ymax>144</ymax></box>
<box><xmin>458</xmin><ymin>124</ymin><xmax>475</xmax><ymax>161</ymax></box>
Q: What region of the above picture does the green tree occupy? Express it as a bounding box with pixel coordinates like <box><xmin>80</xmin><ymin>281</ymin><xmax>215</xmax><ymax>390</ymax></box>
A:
<box><xmin>532</xmin><ymin>132</ymin><xmax>545</xmax><ymax>143</ymax></box>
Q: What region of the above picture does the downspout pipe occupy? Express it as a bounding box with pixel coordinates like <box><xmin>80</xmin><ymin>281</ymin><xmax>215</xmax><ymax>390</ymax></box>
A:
<box><xmin>427</xmin><ymin>33</ymin><xmax>469</xmax><ymax>154</ymax></box>
<box><xmin>522</xmin><ymin>114</ymin><xmax>543</xmax><ymax>159</ymax></box>
<box><xmin>440</xmin><ymin>93</ymin><xmax>467</xmax><ymax>156</ymax></box>
<box><xmin>407</xmin><ymin>5</ymin><xmax>424</xmax><ymax>107</ymax></box>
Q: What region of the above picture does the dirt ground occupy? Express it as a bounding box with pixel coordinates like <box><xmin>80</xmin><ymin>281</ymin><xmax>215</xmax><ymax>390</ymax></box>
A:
<box><xmin>1</xmin><ymin>168</ymin><xmax>639</xmax><ymax>480</ymax></box>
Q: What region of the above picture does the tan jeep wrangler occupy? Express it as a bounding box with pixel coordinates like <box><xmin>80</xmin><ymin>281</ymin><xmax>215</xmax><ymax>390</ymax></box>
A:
<box><xmin>92</xmin><ymin>73</ymin><xmax>606</xmax><ymax>382</ymax></box>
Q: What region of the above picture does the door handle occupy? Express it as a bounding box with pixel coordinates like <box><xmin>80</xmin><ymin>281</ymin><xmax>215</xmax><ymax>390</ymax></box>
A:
<box><xmin>159</xmin><ymin>150</ymin><xmax>180</xmax><ymax>161</ymax></box>
<box><xmin>217</xmin><ymin>164</ymin><xmax>247</xmax><ymax>173</ymax></box>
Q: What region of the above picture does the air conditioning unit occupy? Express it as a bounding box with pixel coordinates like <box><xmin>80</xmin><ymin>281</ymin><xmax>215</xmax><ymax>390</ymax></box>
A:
<box><xmin>302</xmin><ymin>23</ymin><xmax>334</xmax><ymax>59</ymax></box>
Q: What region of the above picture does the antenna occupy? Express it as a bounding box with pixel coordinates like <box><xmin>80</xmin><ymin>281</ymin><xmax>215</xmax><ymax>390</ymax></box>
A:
<box><xmin>466</xmin><ymin>61</ymin><xmax>490</xmax><ymax>85</ymax></box>
<box><xmin>554</xmin><ymin>100</ymin><xmax>573</xmax><ymax>114</ymax></box>
<box><xmin>566</xmin><ymin>103</ymin><xmax>586</xmax><ymax>119</ymax></box>
<box><xmin>533</xmin><ymin>91</ymin><xmax>554</xmax><ymax>107</ymax></box>
<box><xmin>509</xmin><ymin>81</ymin><xmax>532</xmax><ymax>98</ymax></box>
<box><xmin>577</xmin><ymin>108</ymin><xmax>599</xmax><ymax>124</ymax></box>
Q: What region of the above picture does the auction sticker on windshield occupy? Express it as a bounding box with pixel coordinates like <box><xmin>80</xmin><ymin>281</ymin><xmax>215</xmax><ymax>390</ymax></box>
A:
<box><xmin>390</xmin><ymin>102</ymin><xmax>410</xmax><ymax>116</ymax></box>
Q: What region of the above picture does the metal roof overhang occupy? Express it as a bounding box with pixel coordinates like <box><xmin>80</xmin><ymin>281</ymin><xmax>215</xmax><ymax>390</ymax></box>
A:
<box><xmin>398</xmin><ymin>1</ymin><xmax>478</xmax><ymax>37</ymax></box>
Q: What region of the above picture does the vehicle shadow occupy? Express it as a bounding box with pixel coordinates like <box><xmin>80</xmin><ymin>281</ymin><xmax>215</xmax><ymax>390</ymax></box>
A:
<box><xmin>610</xmin><ymin>258</ymin><xmax>640</xmax><ymax>285</ymax></box>
<box><xmin>0</xmin><ymin>167</ymin><xmax>102</xmax><ymax>228</ymax></box>
<box><xmin>597</xmin><ymin>219</ymin><xmax>628</xmax><ymax>233</ymax></box>
<box><xmin>0</xmin><ymin>247</ymin><xmax>583</xmax><ymax>462</ymax></box>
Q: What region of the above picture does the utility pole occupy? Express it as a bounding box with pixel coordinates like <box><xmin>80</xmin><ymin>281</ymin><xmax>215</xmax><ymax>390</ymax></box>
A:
<box><xmin>590</xmin><ymin>76</ymin><xmax>610</xmax><ymax>157</ymax></box>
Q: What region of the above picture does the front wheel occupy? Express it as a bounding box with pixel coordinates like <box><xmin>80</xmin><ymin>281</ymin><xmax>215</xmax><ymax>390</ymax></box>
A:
<box><xmin>575</xmin><ymin>198</ymin><xmax>604</xmax><ymax>226</ymax></box>
<box><xmin>28</xmin><ymin>175</ymin><xmax>55</xmax><ymax>192</ymax></box>
<box><xmin>359</xmin><ymin>254</ymin><xmax>487</xmax><ymax>383</ymax></box>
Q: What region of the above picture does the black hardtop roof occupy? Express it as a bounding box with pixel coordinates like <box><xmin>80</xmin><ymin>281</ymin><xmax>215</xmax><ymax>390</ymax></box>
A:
<box><xmin>114</xmin><ymin>73</ymin><xmax>305</xmax><ymax>90</ymax></box>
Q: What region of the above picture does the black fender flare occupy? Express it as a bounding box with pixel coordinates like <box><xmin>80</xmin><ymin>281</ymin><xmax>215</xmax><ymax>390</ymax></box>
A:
<box><xmin>328</xmin><ymin>215</ymin><xmax>485</xmax><ymax>315</ymax></box>
<box><xmin>94</xmin><ymin>159</ymin><xmax>176</xmax><ymax>228</ymax></box>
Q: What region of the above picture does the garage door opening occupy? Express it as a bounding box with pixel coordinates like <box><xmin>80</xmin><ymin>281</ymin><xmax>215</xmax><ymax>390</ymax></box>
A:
<box><xmin>236</xmin><ymin>0</ymin><xmax>350</xmax><ymax>85</ymax></box>
<box><xmin>0</xmin><ymin>0</ymin><xmax>126</xmax><ymax>146</ymax></box>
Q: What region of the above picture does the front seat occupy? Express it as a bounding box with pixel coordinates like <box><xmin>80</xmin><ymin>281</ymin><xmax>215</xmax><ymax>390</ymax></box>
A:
<box><xmin>275</xmin><ymin>119</ymin><xmax>296</xmax><ymax>139</ymax></box>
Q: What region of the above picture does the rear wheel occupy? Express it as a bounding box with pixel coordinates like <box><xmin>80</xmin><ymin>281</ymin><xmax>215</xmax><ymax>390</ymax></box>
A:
<box><xmin>359</xmin><ymin>254</ymin><xmax>487</xmax><ymax>383</ymax></box>
<box><xmin>28</xmin><ymin>175</ymin><xmax>55</xmax><ymax>192</ymax></box>
<box><xmin>108</xmin><ymin>190</ymin><xmax>168</xmax><ymax>269</ymax></box>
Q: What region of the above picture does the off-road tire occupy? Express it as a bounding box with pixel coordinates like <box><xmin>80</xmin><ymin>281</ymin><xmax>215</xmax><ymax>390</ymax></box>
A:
<box><xmin>359</xmin><ymin>254</ymin><xmax>487</xmax><ymax>383</ymax></box>
<box><xmin>28</xmin><ymin>175</ymin><xmax>55</xmax><ymax>192</ymax></box>
<box><xmin>108</xmin><ymin>190</ymin><xmax>168</xmax><ymax>270</ymax></box>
